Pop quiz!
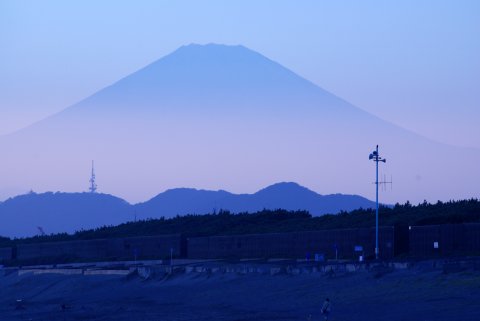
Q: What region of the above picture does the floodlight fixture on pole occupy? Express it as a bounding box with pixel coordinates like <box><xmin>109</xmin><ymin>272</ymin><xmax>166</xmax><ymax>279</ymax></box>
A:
<box><xmin>369</xmin><ymin>145</ymin><xmax>386</xmax><ymax>260</ymax></box>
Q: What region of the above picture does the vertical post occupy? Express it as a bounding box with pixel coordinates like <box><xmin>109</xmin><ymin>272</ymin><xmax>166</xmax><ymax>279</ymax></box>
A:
<box><xmin>375</xmin><ymin>145</ymin><xmax>379</xmax><ymax>260</ymax></box>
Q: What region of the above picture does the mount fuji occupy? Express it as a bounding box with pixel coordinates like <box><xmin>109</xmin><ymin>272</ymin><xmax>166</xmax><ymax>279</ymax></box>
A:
<box><xmin>0</xmin><ymin>43</ymin><xmax>478</xmax><ymax>205</ymax></box>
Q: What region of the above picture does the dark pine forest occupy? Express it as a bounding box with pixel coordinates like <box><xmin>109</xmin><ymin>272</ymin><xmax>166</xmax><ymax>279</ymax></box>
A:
<box><xmin>1</xmin><ymin>199</ymin><xmax>479</xmax><ymax>247</ymax></box>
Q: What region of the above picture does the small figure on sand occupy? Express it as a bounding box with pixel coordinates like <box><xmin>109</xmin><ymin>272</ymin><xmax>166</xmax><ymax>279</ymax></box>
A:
<box><xmin>321</xmin><ymin>298</ymin><xmax>331</xmax><ymax>321</ymax></box>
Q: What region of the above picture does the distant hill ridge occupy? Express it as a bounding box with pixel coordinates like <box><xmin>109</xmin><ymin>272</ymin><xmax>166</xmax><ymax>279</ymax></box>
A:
<box><xmin>0</xmin><ymin>182</ymin><xmax>376</xmax><ymax>237</ymax></box>
<box><xmin>136</xmin><ymin>182</ymin><xmax>375</xmax><ymax>217</ymax></box>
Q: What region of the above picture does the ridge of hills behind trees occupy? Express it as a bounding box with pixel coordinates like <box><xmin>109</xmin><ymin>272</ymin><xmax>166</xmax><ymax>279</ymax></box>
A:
<box><xmin>1</xmin><ymin>199</ymin><xmax>479</xmax><ymax>248</ymax></box>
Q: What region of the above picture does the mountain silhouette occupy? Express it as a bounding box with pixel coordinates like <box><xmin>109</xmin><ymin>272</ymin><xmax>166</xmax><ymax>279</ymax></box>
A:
<box><xmin>135</xmin><ymin>182</ymin><xmax>376</xmax><ymax>218</ymax></box>
<box><xmin>0</xmin><ymin>182</ymin><xmax>375</xmax><ymax>237</ymax></box>
<box><xmin>0</xmin><ymin>192</ymin><xmax>132</xmax><ymax>237</ymax></box>
<box><xmin>0</xmin><ymin>43</ymin><xmax>478</xmax><ymax>205</ymax></box>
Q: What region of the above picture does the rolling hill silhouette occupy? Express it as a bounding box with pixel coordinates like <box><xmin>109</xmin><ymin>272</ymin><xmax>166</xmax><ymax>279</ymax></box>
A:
<box><xmin>0</xmin><ymin>192</ymin><xmax>131</xmax><ymax>237</ymax></box>
<box><xmin>135</xmin><ymin>182</ymin><xmax>375</xmax><ymax>218</ymax></box>
<box><xmin>0</xmin><ymin>43</ymin><xmax>478</xmax><ymax>206</ymax></box>
<box><xmin>0</xmin><ymin>182</ymin><xmax>375</xmax><ymax>237</ymax></box>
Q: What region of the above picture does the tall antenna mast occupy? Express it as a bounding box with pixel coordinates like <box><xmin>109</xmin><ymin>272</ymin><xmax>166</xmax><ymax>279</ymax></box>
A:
<box><xmin>369</xmin><ymin>145</ymin><xmax>386</xmax><ymax>260</ymax></box>
<box><xmin>89</xmin><ymin>160</ymin><xmax>97</xmax><ymax>193</ymax></box>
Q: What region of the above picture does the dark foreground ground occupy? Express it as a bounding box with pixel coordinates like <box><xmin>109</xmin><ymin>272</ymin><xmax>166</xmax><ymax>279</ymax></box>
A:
<box><xmin>1</xmin><ymin>264</ymin><xmax>479</xmax><ymax>321</ymax></box>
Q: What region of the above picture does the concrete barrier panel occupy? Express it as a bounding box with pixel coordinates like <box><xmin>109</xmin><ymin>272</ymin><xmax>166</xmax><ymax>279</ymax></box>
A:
<box><xmin>84</xmin><ymin>269</ymin><xmax>131</xmax><ymax>276</ymax></box>
<box><xmin>393</xmin><ymin>262</ymin><xmax>409</xmax><ymax>269</ymax></box>
<box><xmin>33</xmin><ymin>269</ymin><xmax>82</xmax><ymax>275</ymax></box>
<box><xmin>270</xmin><ymin>267</ymin><xmax>281</xmax><ymax>275</ymax></box>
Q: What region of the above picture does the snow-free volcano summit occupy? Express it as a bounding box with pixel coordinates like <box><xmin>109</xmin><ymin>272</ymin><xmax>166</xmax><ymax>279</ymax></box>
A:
<box><xmin>1</xmin><ymin>44</ymin><xmax>478</xmax><ymax>203</ymax></box>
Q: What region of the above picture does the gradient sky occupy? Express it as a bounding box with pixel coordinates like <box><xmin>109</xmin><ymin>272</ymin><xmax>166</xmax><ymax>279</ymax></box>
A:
<box><xmin>1</xmin><ymin>0</ymin><xmax>479</xmax><ymax>150</ymax></box>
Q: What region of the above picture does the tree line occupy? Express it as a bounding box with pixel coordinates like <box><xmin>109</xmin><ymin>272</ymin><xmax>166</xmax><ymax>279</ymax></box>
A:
<box><xmin>1</xmin><ymin>199</ymin><xmax>479</xmax><ymax>247</ymax></box>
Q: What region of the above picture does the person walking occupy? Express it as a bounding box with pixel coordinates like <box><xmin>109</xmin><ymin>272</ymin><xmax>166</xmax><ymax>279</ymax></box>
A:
<box><xmin>321</xmin><ymin>298</ymin><xmax>331</xmax><ymax>321</ymax></box>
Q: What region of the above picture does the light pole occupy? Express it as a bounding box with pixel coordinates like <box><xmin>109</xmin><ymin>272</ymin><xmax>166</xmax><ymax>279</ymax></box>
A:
<box><xmin>369</xmin><ymin>145</ymin><xmax>386</xmax><ymax>260</ymax></box>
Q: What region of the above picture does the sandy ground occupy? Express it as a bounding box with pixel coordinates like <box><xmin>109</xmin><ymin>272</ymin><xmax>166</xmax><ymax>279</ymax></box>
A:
<box><xmin>1</xmin><ymin>265</ymin><xmax>479</xmax><ymax>321</ymax></box>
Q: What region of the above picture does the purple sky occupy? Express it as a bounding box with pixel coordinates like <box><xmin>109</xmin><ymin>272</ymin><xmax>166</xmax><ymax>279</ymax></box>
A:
<box><xmin>1</xmin><ymin>1</ymin><xmax>479</xmax><ymax>148</ymax></box>
<box><xmin>0</xmin><ymin>1</ymin><xmax>479</xmax><ymax>203</ymax></box>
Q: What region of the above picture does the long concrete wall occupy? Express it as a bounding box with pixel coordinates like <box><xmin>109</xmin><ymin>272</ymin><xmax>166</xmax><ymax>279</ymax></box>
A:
<box><xmin>17</xmin><ymin>239</ymin><xmax>108</xmax><ymax>260</ymax></box>
<box><xmin>188</xmin><ymin>227</ymin><xmax>395</xmax><ymax>260</ymax></box>
<box><xmin>16</xmin><ymin>234</ymin><xmax>183</xmax><ymax>262</ymax></box>
<box><xmin>6</xmin><ymin>223</ymin><xmax>480</xmax><ymax>263</ymax></box>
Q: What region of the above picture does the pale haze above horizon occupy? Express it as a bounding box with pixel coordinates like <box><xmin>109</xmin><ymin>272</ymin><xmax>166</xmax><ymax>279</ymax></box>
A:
<box><xmin>0</xmin><ymin>1</ymin><xmax>479</xmax><ymax>204</ymax></box>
